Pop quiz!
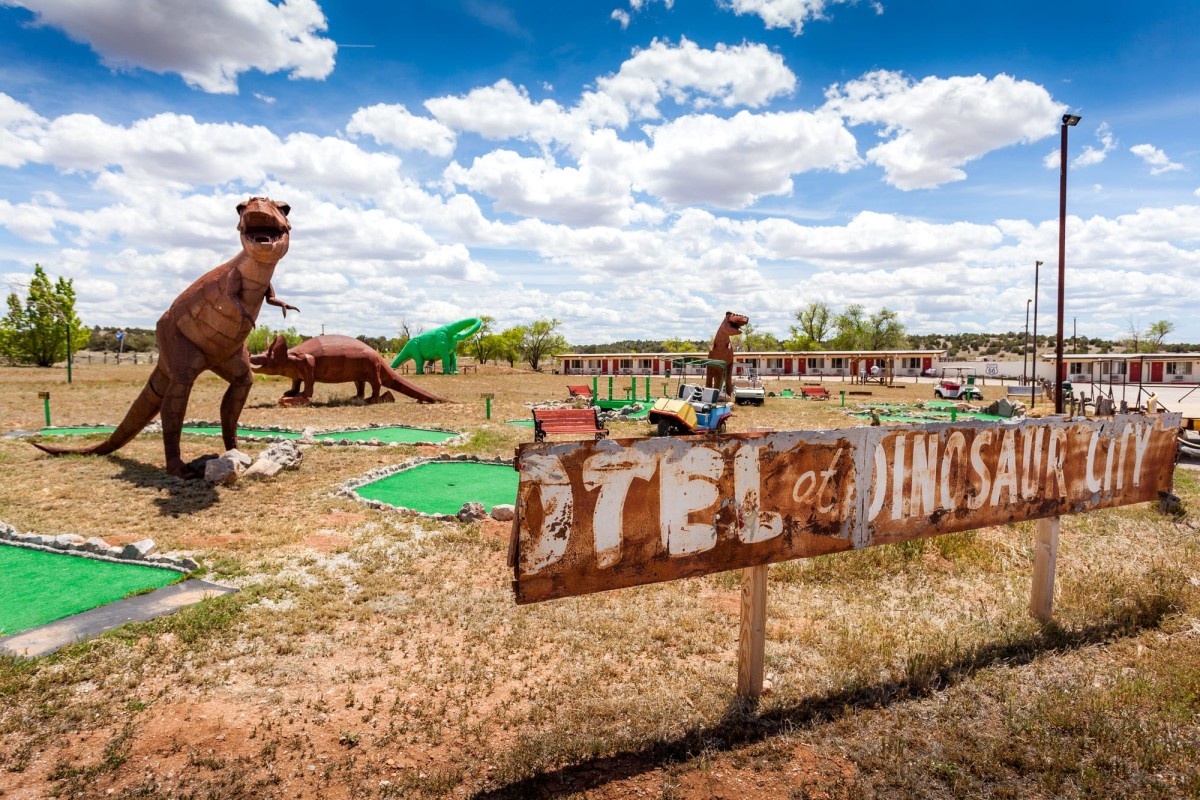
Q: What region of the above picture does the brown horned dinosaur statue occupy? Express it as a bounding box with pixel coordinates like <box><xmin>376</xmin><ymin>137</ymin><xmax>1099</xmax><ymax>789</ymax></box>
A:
<box><xmin>706</xmin><ymin>311</ymin><xmax>748</xmax><ymax>398</ymax></box>
<box><xmin>33</xmin><ymin>197</ymin><xmax>297</xmax><ymax>478</ymax></box>
<box><xmin>250</xmin><ymin>334</ymin><xmax>448</xmax><ymax>406</ymax></box>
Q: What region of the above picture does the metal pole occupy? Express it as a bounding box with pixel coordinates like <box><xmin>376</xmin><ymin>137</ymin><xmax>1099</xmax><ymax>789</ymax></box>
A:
<box><xmin>1023</xmin><ymin>299</ymin><xmax>1031</xmax><ymax>386</ymax></box>
<box><xmin>1055</xmin><ymin>115</ymin><xmax>1079</xmax><ymax>414</ymax></box>
<box><xmin>1032</xmin><ymin>261</ymin><xmax>1041</xmax><ymax>408</ymax></box>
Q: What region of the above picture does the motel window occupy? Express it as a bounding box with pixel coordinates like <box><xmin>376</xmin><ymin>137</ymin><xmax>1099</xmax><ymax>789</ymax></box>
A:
<box><xmin>766</xmin><ymin>358</ymin><xmax>783</xmax><ymax>369</ymax></box>
<box><xmin>1105</xmin><ymin>361</ymin><xmax>1127</xmax><ymax>375</ymax></box>
<box><xmin>638</xmin><ymin>359</ymin><xmax>653</xmax><ymax>370</ymax></box>
<box><xmin>807</xmin><ymin>358</ymin><xmax>822</xmax><ymax>370</ymax></box>
<box><xmin>830</xmin><ymin>358</ymin><xmax>846</xmax><ymax>369</ymax></box>
<box><xmin>902</xmin><ymin>357</ymin><xmax>922</xmax><ymax>369</ymax></box>
<box><xmin>569</xmin><ymin>360</ymin><xmax>582</xmax><ymax>370</ymax></box>
<box><xmin>1068</xmin><ymin>362</ymin><xmax>1084</xmax><ymax>374</ymax></box>
<box><xmin>1167</xmin><ymin>362</ymin><xmax>1193</xmax><ymax>375</ymax></box>
<box><xmin>619</xmin><ymin>359</ymin><xmax>633</xmax><ymax>371</ymax></box>
<box><xmin>742</xmin><ymin>358</ymin><xmax>759</xmax><ymax>369</ymax></box>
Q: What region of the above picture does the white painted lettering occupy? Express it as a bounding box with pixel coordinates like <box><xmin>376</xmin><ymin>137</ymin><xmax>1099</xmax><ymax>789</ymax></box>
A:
<box><xmin>1045</xmin><ymin>428</ymin><xmax>1068</xmax><ymax>498</ymax></box>
<box><xmin>522</xmin><ymin>454</ymin><xmax>574</xmax><ymax>573</ymax></box>
<box><xmin>1020</xmin><ymin>427</ymin><xmax>1044</xmax><ymax>500</ymax></box>
<box><xmin>940</xmin><ymin>431</ymin><xmax>966</xmax><ymax>510</ymax></box>
<box><xmin>735</xmin><ymin>441</ymin><xmax>783</xmax><ymax>544</ymax></box>
<box><xmin>1132</xmin><ymin>422</ymin><xmax>1154</xmax><ymax>487</ymax></box>
<box><xmin>868</xmin><ymin>442</ymin><xmax>887</xmax><ymax>521</ymax></box>
<box><xmin>989</xmin><ymin>429</ymin><xmax>1018</xmax><ymax>506</ymax></box>
<box><xmin>968</xmin><ymin>430</ymin><xmax>993</xmax><ymax>510</ymax></box>
<box><xmin>891</xmin><ymin>434</ymin><xmax>908</xmax><ymax>520</ymax></box>
<box><xmin>582</xmin><ymin>447</ymin><xmax>658</xmax><ymax>568</ymax></box>
<box><xmin>659</xmin><ymin>445</ymin><xmax>724</xmax><ymax>555</ymax></box>
<box><xmin>910</xmin><ymin>433</ymin><xmax>939</xmax><ymax>517</ymax></box>
<box><xmin>1085</xmin><ymin>430</ymin><xmax>1103</xmax><ymax>494</ymax></box>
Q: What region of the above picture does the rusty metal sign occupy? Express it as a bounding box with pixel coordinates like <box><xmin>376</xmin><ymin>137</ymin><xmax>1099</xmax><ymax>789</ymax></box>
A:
<box><xmin>510</xmin><ymin>414</ymin><xmax>1180</xmax><ymax>604</ymax></box>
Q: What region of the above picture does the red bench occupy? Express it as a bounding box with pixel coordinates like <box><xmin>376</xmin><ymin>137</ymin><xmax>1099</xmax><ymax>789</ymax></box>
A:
<box><xmin>533</xmin><ymin>408</ymin><xmax>609</xmax><ymax>443</ymax></box>
<box><xmin>566</xmin><ymin>384</ymin><xmax>593</xmax><ymax>399</ymax></box>
<box><xmin>801</xmin><ymin>386</ymin><xmax>831</xmax><ymax>400</ymax></box>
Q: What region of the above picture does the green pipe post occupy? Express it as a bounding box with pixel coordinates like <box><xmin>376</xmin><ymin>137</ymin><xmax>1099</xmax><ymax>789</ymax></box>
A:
<box><xmin>644</xmin><ymin>376</ymin><xmax>650</xmax><ymax>401</ymax></box>
<box><xmin>840</xmin><ymin>390</ymin><xmax>845</xmax><ymax>407</ymax></box>
<box><xmin>592</xmin><ymin>375</ymin><xmax>597</xmax><ymax>399</ymax></box>
<box><xmin>608</xmin><ymin>376</ymin><xmax>613</xmax><ymax>400</ymax></box>
<box><xmin>40</xmin><ymin>391</ymin><xmax>50</xmax><ymax>427</ymax></box>
<box><xmin>486</xmin><ymin>397</ymin><xmax>491</xmax><ymax>419</ymax></box>
<box><xmin>951</xmin><ymin>407</ymin><xmax>957</xmax><ymax>423</ymax></box>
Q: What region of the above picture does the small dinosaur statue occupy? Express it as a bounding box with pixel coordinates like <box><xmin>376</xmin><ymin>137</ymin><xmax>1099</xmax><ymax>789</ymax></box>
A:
<box><xmin>706</xmin><ymin>311</ymin><xmax>748</xmax><ymax>398</ymax></box>
<box><xmin>33</xmin><ymin>197</ymin><xmax>297</xmax><ymax>478</ymax></box>
<box><xmin>250</xmin><ymin>334</ymin><xmax>448</xmax><ymax>406</ymax></box>
<box><xmin>390</xmin><ymin>317</ymin><xmax>483</xmax><ymax>374</ymax></box>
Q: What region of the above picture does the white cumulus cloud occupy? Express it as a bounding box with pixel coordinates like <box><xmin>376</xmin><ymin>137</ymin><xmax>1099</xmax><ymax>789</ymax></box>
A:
<box><xmin>6</xmin><ymin>0</ymin><xmax>336</xmax><ymax>93</ymax></box>
<box><xmin>825</xmin><ymin>71</ymin><xmax>1064</xmax><ymax>189</ymax></box>
<box><xmin>719</xmin><ymin>0</ymin><xmax>870</xmax><ymax>35</ymax></box>
<box><xmin>1130</xmin><ymin>143</ymin><xmax>1183</xmax><ymax>175</ymax></box>
<box><xmin>346</xmin><ymin>103</ymin><xmax>457</xmax><ymax>157</ymax></box>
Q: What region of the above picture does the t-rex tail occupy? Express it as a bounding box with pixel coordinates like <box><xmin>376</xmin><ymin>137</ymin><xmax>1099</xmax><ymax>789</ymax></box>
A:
<box><xmin>382</xmin><ymin>366</ymin><xmax>449</xmax><ymax>403</ymax></box>
<box><xmin>31</xmin><ymin>368</ymin><xmax>168</xmax><ymax>457</ymax></box>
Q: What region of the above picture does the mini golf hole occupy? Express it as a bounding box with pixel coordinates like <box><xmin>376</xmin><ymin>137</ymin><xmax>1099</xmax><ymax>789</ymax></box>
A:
<box><xmin>350</xmin><ymin>460</ymin><xmax>518</xmax><ymax>516</ymax></box>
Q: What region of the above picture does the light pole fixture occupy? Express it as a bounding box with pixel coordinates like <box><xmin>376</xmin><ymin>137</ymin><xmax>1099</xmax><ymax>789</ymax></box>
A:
<box><xmin>1032</xmin><ymin>260</ymin><xmax>1042</xmax><ymax>408</ymax></box>
<box><xmin>1055</xmin><ymin>114</ymin><xmax>1080</xmax><ymax>413</ymax></box>
<box><xmin>1023</xmin><ymin>298</ymin><xmax>1031</xmax><ymax>387</ymax></box>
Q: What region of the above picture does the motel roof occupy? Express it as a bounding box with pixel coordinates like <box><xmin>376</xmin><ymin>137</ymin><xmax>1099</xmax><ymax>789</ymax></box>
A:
<box><xmin>1037</xmin><ymin>352</ymin><xmax>1200</xmax><ymax>362</ymax></box>
<box><xmin>556</xmin><ymin>348</ymin><xmax>948</xmax><ymax>360</ymax></box>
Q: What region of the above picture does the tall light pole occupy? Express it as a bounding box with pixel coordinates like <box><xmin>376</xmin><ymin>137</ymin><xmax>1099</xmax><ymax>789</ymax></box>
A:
<box><xmin>1023</xmin><ymin>299</ymin><xmax>1031</xmax><ymax>387</ymax></box>
<box><xmin>1032</xmin><ymin>260</ymin><xmax>1042</xmax><ymax>408</ymax></box>
<box><xmin>1055</xmin><ymin>113</ymin><xmax>1081</xmax><ymax>414</ymax></box>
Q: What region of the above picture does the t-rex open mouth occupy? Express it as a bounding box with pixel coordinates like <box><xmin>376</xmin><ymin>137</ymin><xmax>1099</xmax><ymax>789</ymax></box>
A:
<box><xmin>243</xmin><ymin>225</ymin><xmax>285</xmax><ymax>244</ymax></box>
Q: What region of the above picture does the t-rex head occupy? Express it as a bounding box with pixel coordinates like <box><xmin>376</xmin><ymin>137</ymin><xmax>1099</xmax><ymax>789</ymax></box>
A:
<box><xmin>249</xmin><ymin>334</ymin><xmax>291</xmax><ymax>374</ymax></box>
<box><xmin>722</xmin><ymin>311</ymin><xmax>749</xmax><ymax>333</ymax></box>
<box><xmin>237</xmin><ymin>197</ymin><xmax>291</xmax><ymax>263</ymax></box>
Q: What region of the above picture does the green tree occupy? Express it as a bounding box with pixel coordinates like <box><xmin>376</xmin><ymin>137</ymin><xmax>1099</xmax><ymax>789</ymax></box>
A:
<box><xmin>829</xmin><ymin>304</ymin><xmax>907</xmax><ymax>350</ymax></box>
<box><xmin>519</xmin><ymin>318</ymin><xmax>568</xmax><ymax>371</ymax></box>
<box><xmin>466</xmin><ymin>315</ymin><xmax>497</xmax><ymax>364</ymax></box>
<box><xmin>790</xmin><ymin>301</ymin><xmax>833</xmax><ymax>349</ymax></box>
<box><xmin>0</xmin><ymin>264</ymin><xmax>88</xmax><ymax>367</ymax></box>
<box><xmin>245</xmin><ymin>325</ymin><xmax>304</xmax><ymax>355</ymax></box>
<box><xmin>738</xmin><ymin>322</ymin><xmax>782</xmax><ymax>352</ymax></box>
<box><xmin>496</xmin><ymin>326</ymin><xmax>525</xmax><ymax>368</ymax></box>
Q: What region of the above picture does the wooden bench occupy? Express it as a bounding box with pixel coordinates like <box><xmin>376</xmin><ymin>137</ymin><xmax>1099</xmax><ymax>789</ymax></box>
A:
<box><xmin>801</xmin><ymin>386</ymin><xmax>831</xmax><ymax>400</ymax></box>
<box><xmin>566</xmin><ymin>384</ymin><xmax>593</xmax><ymax>399</ymax></box>
<box><xmin>533</xmin><ymin>408</ymin><xmax>609</xmax><ymax>443</ymax></box>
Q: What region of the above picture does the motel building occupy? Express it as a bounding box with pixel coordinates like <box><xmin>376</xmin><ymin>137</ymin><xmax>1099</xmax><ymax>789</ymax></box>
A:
<box><xmin>1040</xmin><ymin>352</ymin><xmax>1200</xmax><ymax>386</ymax></box>
<box><xmin>555</xmin><ymin>349</ymin><xmax>948</xmax><ymax>381</ymax></box>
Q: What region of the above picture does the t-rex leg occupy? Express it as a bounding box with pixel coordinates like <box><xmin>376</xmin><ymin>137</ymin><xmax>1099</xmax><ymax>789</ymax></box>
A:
<box><xmin>211</xmin><ymin>352</ymin><xmax>255</xmax><ymax>453</ymax></box>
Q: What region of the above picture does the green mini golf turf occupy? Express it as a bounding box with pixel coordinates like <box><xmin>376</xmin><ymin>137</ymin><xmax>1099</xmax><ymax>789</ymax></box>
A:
<box><xmin>506</xmin><ymin>419</ymin><xmax>536</xmax><ymax>427</ymax></box>
<box><xmin>352</xmin><ymin>462</ymin><xmax>518</xmax><ymax>515</ymax></box>
<box><xmin>0</xmin><ymin>546</ymin><xmax>181</xmax><ymax>635</ymax></box>
<box><xmin>313</xmin><ymin>427</ymin><xmax>458</xmax><ymax>444</ymax></box>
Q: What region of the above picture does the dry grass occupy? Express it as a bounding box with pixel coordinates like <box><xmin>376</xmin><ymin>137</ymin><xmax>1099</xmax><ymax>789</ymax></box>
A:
<box><xmin>1</xmin><ymin>361</ymin><xmax>1198</xmax><ymax>799</ymax></box>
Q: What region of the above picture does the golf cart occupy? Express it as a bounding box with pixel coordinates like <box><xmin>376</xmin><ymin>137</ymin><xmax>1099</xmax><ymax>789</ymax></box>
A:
<box><xmin>648</xmin><ymin>357</ymin><xmax>734</xmax><ymax>436</ymax></box>
<box><xmin>732</xmin><ymin>369</ymin><xmax>766</xmax><ymax>406</ymax></box>
<box><xmin>934</xmin><ymin>368</ymin><xmax>983</xmax><ymax>401</ymax></box>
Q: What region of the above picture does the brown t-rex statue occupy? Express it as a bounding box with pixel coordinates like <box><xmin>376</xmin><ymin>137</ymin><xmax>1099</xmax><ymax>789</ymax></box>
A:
<box><xmin>34</xmin><ymin>197</ymin><xmax>297</xmax><ymax>478</ymax></box>
<box><xmin>706</xmin><ymin>311</ymin><xmax>748</xmax><ymax>397</ymax></box>
<box><xmin>250</xmin><ymin>334</ymin><xmax>448</xmax><ymax>406</ymax></box>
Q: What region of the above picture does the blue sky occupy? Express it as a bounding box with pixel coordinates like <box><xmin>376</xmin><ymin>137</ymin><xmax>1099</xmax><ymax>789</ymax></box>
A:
<box><xmin>1</xmin><ymin>0</ymin><xmax>1198</xmax><ymax>347</ymax></box>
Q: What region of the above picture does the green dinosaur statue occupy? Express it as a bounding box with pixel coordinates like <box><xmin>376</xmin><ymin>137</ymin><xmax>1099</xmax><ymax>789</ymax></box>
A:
<box><xmin>390</xmin><ymin>317</ymin><xmax>483</xmax><ymax>374</ymax></box>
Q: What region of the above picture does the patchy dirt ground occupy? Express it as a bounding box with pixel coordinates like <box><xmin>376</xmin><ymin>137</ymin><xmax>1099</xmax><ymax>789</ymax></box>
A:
<box><xmin>2</xmin><ymin>361</ymin><xmax>1199</xmax><ymax>799</ymax></box>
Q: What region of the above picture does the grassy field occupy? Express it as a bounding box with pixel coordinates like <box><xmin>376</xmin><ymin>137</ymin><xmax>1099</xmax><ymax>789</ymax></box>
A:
<box><xmin>1</xmin><ymin>360</ymin><xmax>1198</xmax><ymax>799</ymax></box>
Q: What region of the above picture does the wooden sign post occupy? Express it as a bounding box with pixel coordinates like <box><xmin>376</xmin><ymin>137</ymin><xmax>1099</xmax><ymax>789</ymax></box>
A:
<box><xmin>509</xmin><ymin>414</ymin><xmax>1180</xmax><ymax>698</ymax></box>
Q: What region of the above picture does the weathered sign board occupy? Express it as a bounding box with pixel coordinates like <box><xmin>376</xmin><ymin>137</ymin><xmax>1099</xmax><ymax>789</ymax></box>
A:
<box><xmin>510</xmin><ymin>414</ymin><xmax>1180</xmax><ymax>604</ymax></box>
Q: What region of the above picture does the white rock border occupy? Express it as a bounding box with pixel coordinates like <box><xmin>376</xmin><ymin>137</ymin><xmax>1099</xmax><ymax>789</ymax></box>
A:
<box><xmin>339</xmin><ymin>454</ymin><xmax>516</xmax><ymax>523</ymax></box>
<box><xmin>0</xmin><ymin>520</ymin><xmax>198</xmax><ymax>573</ymax></box>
